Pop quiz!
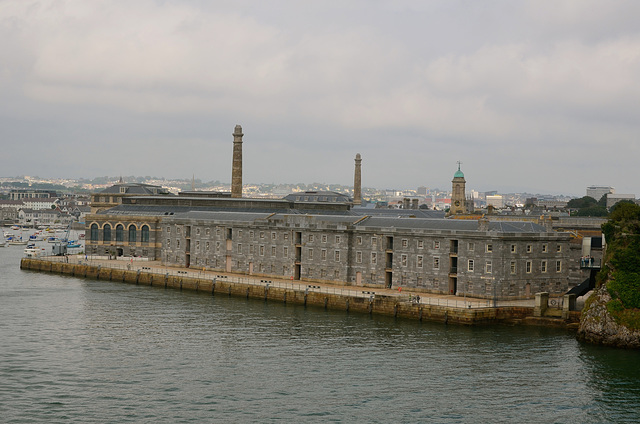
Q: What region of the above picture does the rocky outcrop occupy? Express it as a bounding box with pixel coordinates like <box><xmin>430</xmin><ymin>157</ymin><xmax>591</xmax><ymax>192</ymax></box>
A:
<box><xmin>577</xmin><ymin>285</ymin><xmax>640</xmax><ymax>349</ymax></box>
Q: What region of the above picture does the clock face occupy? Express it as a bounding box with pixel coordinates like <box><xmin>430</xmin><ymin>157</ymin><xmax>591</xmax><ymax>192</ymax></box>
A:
<box><xmin>455</xmin><ymin>201</ymin><xmax>460</xmax><ymax>206</ymax></box>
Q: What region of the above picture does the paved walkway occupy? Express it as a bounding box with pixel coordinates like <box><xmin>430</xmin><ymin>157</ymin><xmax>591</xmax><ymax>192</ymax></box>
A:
<box><xmin>45</xmin><ymin>254</ymin><xmax>537</xmax><ymax>309</ymax></box>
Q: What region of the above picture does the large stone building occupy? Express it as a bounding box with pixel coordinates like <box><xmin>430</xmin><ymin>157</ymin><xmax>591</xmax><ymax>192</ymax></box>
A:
<box><xmin>84</xmin><ymin>125</ymin><xmax>582</xmax><ymax>300</ymax></box>
<box><xmin>90</xmin><ymin>179</ymin><xmax>173</xmax><ymax>213</ymax></box>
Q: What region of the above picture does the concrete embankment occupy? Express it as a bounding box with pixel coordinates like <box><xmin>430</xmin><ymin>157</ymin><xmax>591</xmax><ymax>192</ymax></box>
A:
<box><xmin>20</xmin><ymin>258</ymin><xmax>579</xmax><ymax>327</ymax></box>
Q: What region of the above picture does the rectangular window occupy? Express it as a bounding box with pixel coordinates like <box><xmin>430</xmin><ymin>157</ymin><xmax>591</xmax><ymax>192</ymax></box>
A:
<box><xmin>556</xmin><ymin>260</ymin><xmax>562</xmax><ymax>272</ymax></box>
<box><xmin>511</xmin><ymin>244</ymin><xmax>517</xmax><ymax>253</ymax></box>
<box><xmin>401</xmin><ymin>254</ymin><xmax>408</xmax><ymax>267</ymax></box>
<box><xmin>486</xmin><ymin>260</ymin><xmax>492</xmax><ymax>273</ymax></box>
<box><xmin>434</xmin><ymin>241</ymin><xmax>440</xmax><ymax>249</ymax></box>
<box><xmin>510</xmin><ymin>261</ymin><xmax>516</xmax><ymax>274</ymax></box>
<box><xmin>371</xmin><ymin>252</ymin><xmax>377</xmax><ymax>264</ymax></box>
<box><xmin>196</xmin><ymin>228</ymin><xmax>200</xmax><ymax>236</ymax></box>
<box><xmin>321</xmin><ymin>249</ymin><xmax>327</xmax><ymax>260</ymax></box>
<box><xmin>402</xmin><ymin>239</ymin><xmax>408</xmax><ymax>248</ymax></box>
<box><xmin>468</xmin><ymin>259</ymin><xmax>474</xmax><ymax>272</ymax></box>
<box><xmin>249</xmin><ymin>230</ymin><xmax>254</xmax><ymax>238</ymax></box>
<box><xmin>249</xmin><ymin>244</ymin><xmax>254</xmax><ymax>254</ymax></box>
<box><xmin>196</xmin><ymin>241</ymin><xmax>200</xmax><ymax>252</ymax></box>
<box><xmin>486</xmin><ymin>244</ymin><xmax>493</xmax><ymax>253</ymax></box>
<box><xmin>205</xmin><ymin>241</ymin><xmax>210</xmax><ymax>252</ymax></box>
<box><xmin>166</xmin><ymin>239</ymin><xmax>171</xmax><ymax>248</ymax></box>
<box><xmin>542</xmin><ymin>244</ymin><xmax>548</xmax><ymax>253</ymax></box>
<box><xmin>371</xmin><ymin>237</ymin><xmax>377</xmax><ymax>247</ymax></box>
<box><xmin>526</xmin><ymin>260</ymin><xmax>532</xmax><ymax>273</ymax></box>
<box><xmin>283</xmin><ymin>233</ymin><xmax>289</xmax><ymax>240</ymax></box>
<box><xmin>322</xmin><ymin>235</ymin><xmax>327</xmax><ymax>243</ymax></box>
<box><xmin>216</xmin><ymin>241</ymin><xmax>220</xmax><ymax>252</ymax></box>
<box><xmin>335</xmin><ymin>250</ymin><xmax>340</xmax><ymax>262</ymax></box>
<box><xmin>434</xmin><ymin>257</ymin><xmax>440</xmax><ymax>270</ymax></box>
<box><xmin>336</xmin><ymin>235</ymin><xmax>341</xmax><ymax>244</ymax></box>
<box><xmin>177</xmin><ymin>240</ymin><xmax>181</xmax><ymax>249</ymax></box>
<box><xmin>541</xmin><ymin>260</ymin><xmax>547</xmax><ymax>273</ymax></box>
<box><xmin>206</xmin><ymin>228</ymin><xmax>211</xmax><ymax>236</ymax></box>
<box><xmin>417</xmin><ymin>255</ymin><xmax>423</xmax><ymax>268</ymax></box>
<box><xmin>417</xmin><ymin>240</ymin><xmax>424</xmax><ymax>249</ymax></box>
<box><xmin>357</xmin><ymin>236</ymin><xmax>362</xmax><ymax>245</ymax></box>
<box><xmin>356</xmin><ymin>251</ymin><xmax>362</xmax><ymax>263</ymax></box>
<box><xmin>283</xmin><ymin>247</ymin><xmax>288</xmax><ymax>257</ymax></box>
<box><xmin>259</xmin><ymin>231</ymin><xmax>265</xmax><ymax>239</ymax></box>
<box><xmin>271</xmin><ymin>246</ymin><xmax>276</xmax><ymax>256</ymax></box>
<box><xmin>526</xmin><ymin>245</ymin><xmax>532</xmax><ymax>253</ymax></box>
<box><xmin>166</xmin><ymin>226</ymin><xmax>171</xmax><ymax>233</ymax></box>
<box><xmin>308</xmin><ymin>248</ymin><xmax>313</xmax><ymax>259</ymax></box>
<box><xmin>237</xmin><ymin>243</ymin><xmax>242</xmax><ymax>254</ymax></box>
<box><xmin>468</xmin><ymin>242</ymin><xmax>474</xmax><ymax>251</ymax></box>
<box><xmin>557</xmin><ymin>245</ymin><xmax>562</xmax><ymax>253</ymax></box>
<box><xmin>259</xmin><ymin>245</ymin><xmax>265</xmax><ymax>256</ymax></box>
<box><xmin>272</xmin><ymin>232</ymin><xmax>277</xmax><ymax>240</ymax></box>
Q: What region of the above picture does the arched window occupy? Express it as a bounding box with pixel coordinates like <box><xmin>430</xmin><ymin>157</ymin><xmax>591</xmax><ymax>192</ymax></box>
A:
<box><xmin>128</xmin><ymin>225</ymin><xmax>137</xmax><ymax>243</ymax></box>
<box><xmin>141</xmin><ymin>225</ymin><xmax>149</xmax><ymax>243</ymax></box>
<box><xmin>90</xmin><ymin>224</ymin><xmax>98</xmax><ymax>241</ymax></box>
<box><xmin>103</xmin><ymin>224</ymin><xmax>111</xmax><ymax>242</ymax></box>
<box><xmin>116</xmin><ymin>224</ymin><xmax>124</xmax><ymax>242</ymax></box>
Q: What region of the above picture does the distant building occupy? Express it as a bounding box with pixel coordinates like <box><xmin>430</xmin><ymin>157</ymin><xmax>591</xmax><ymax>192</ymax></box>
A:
<box><xmin>486</xmin><ymin>195</ymin><xmax>504</xmax><ymax>209</ymax></box>
<box><xmin>9</xmin><ymin>189</ymin><xmax>58</xmax><ymax>200</ymax></box>
<box><xmin>586</xmin><ymin>186</ymin><xmax>614</xmax><ymax>201</ymax></box>
<box><xmin>606</xmin><ymin>194</ymin><xmax>636</xmax><ymax>209</ymax></box>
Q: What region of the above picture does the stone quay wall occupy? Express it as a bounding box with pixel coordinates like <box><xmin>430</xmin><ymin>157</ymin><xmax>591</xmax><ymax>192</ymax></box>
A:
<box><xmin>20</xmin><ymin>258</ymin><xmax>579</xmax><ymax>327</ymax></box>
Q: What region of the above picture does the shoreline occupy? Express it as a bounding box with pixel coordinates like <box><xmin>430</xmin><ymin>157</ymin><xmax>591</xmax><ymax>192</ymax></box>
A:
<box><xmin>20</xmin><ymin>256</ymin><xmax>581</xmax><ymax>328</ymax></box>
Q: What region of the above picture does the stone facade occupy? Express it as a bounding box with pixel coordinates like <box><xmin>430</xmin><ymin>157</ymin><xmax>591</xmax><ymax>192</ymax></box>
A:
<box><xmin>85</xmin><ymin>216</ymin><xmax>163</xmax><ymax>259</ymax></box>
<box><xmin>101</xmin><ymin>212</ymin><xmax>573</xmax><ymax>300</ymax></box>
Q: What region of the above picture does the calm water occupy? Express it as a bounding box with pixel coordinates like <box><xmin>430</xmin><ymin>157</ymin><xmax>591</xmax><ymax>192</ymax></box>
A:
<box><xmin>1</xmin><ymin>243</ymin><xmax>639</xmax><ymax>423</ymax></box>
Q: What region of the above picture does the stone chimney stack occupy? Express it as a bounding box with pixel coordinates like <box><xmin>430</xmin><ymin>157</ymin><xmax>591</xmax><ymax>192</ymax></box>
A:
<box><xmin>231</xmin><ymin>124</ymin><xmax>243</xmax><ymax>198</ymax></box>
<box><xmin>354</xmin><ymin>153</ymin><xmax>362</xmax><ymax>205</ymax></box>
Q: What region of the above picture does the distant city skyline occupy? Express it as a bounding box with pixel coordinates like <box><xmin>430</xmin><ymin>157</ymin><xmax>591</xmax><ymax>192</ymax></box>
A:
<box><xmin>2</xmin><ymin>1</ymin><xmax>639</xmax><ymax>197</ymax></box>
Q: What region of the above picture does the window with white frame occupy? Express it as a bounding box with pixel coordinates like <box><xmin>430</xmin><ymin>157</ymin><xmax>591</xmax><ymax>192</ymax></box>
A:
<box><xmin>510</xmin><ymin>261</ymin><xmax>516</xmax><ymax>274</ymax></box>
<box><xmin>486</xmin><ymin>260</ymin><xmax>492</xmax><ymax>273</ymax></box>
<box><xmin>541</xmin><ymin>260</ymin><xmax>547</xmax><ymax>273</ymax></box>
<box><xmin>486</xmin><ymin>244</ymin><xmax>493</xmax><ymax>253</ymax></box>
<box><xmin>434</xmin><ymin>257</ymin><xmax>440</xmax><ymax>270</ymax></box>
<box><xmin>468</xmin><ymin>259</ymin><xmax>474</xmax><ymax>272</ymax></box>
<box><xmin>371</xmin><ymin>252</ymin><xmax>377</xmax><ymax>264</ymax></box>
<box><xmin>417</xmin><ymin>255</ymin><xmax>423</xmax><ymax>268</ymax></box>
<box><xmin>526</xmin><ymin>260</ymin><xmax>532</xmax><ymax>273</ymax></box>
<box><xmin>356</xmin><ymin>251</ymin><xmax>362</xmax><ymax>263</ymax></box>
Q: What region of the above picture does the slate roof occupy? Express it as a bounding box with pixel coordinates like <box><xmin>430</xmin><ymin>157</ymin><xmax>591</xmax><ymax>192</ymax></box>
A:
<box><xmin>99</xmin><ymin>183</ymin><xmax>171</xmax><ymax>195</ymax></box>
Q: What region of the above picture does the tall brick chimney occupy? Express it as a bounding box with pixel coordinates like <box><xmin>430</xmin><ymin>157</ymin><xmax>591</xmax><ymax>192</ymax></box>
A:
<box><xmin>231</xmin><ymin>125</ymin><xmax>243</xmax><ymax>198</ymax></box>
<box><xmin>354</xmin><ymin>153</ymin><xmax>362</xmax><ymax>205</ymax></box>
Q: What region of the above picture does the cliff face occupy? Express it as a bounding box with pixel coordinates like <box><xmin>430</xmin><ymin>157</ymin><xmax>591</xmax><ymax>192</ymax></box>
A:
<box><xmin>577</xmin><ymin>284</ymin><xmax>640</xmax><ymax>349</ymax></box>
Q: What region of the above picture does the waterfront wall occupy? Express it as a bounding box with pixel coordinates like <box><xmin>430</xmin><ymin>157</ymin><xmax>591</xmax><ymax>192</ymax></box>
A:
<box><xmin>20</xmin><ymin>258</ymin><xmax>579</xmax><ymax>326</ymax></box>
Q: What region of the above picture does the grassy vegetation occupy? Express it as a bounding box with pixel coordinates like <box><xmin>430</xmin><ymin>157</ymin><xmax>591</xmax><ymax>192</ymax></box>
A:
<box><xmin>598</xmin><ymin>203</ymin><xmax>640</xmax><ymax>330</ymax></box>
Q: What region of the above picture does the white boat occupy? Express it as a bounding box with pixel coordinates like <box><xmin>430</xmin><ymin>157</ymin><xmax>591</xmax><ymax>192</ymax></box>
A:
<box><xmin>24</xmin><ymin>247</ymin><xmax>46</xmax><ymax>257</ymax></box>
<box><xmin>9</xmin><ymin>238</ymin><xmax>28</xmax><ymax>246</ymax></box>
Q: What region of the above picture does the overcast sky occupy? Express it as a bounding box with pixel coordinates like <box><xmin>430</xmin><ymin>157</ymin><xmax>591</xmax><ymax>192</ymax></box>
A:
<box><xmin>1</xmin><ymin>0</ymin><xmax>639</xmax><ymax>196</ymax></box>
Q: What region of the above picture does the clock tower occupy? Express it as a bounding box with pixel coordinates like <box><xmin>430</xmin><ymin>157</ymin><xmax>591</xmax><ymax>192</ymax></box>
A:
<box><xmin>450</xmin><ymin>162</ymin><xmax>466</xmax><ymax>215</ymax></box>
